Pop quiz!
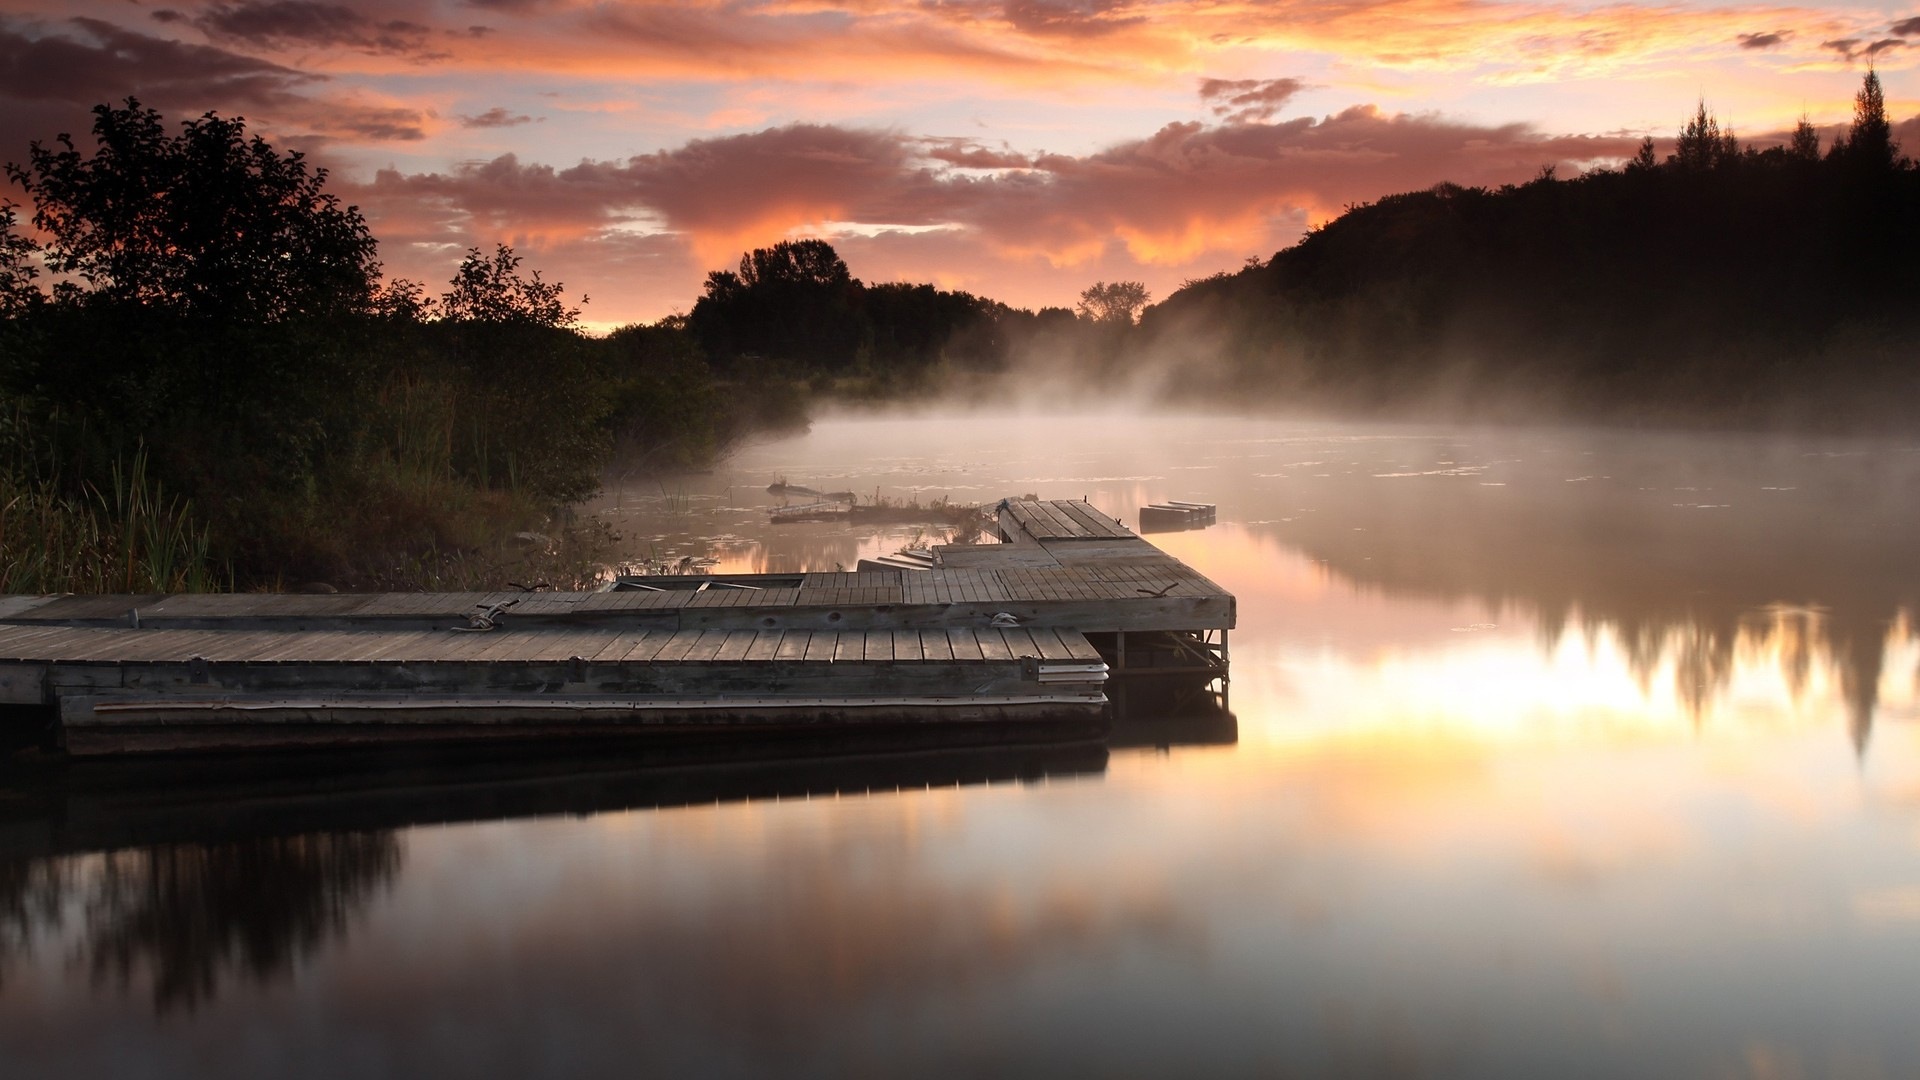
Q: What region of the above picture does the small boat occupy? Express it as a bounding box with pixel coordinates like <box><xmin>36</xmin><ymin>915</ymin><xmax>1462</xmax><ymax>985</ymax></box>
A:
<box><xmin>1139</xmin><ymin>501</ymin><xmax>1216</xmax><ymax>533</ymax></box>
<box><xmin>770</xmin><ymin>500</ymin><xmax>851</xmax><ymax>524</ymax></box>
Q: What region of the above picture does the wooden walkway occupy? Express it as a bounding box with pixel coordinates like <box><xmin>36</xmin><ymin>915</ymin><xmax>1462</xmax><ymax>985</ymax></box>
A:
<box><xmin>0</xmin><ymin>626</ymin><xmax>1102</xmax><ymax>667</ymax></box>
<box><xmin>0</xmin><ymin>501</ymin><xmax>1229</xmax><ymax>757</ymax></box>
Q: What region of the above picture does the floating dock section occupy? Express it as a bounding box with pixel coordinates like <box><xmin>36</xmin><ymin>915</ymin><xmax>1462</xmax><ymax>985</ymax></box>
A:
<box><xmin>0</xmin><ymin>500</ymin><xmax>1233</xmax><ymax>757</ymax></box>
<box><xmin>1139</xmin><ymin>501</ymin><xmax>1216</xmax><ymax>533</ymax></box>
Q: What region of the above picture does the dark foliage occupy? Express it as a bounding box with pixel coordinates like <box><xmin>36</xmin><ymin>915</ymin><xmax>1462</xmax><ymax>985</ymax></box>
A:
<box><xmin>6</xmin><ymin>99</ymin><xmax>378</xmax><ymax>321</ymax></box>
<box><xmin>689</xmin><ymin>238</ymin><xmax>1018</xmax><ymax>379</ymax></box>
<box><xmin>1138</xmin><ymin>77</ymin><xmax>1920</xmax><ymax>429</ymax></box>
<box><xmin>691</xmin><ymin>239</ymin><xmax>866</xmax><ymax>371</ymax></box>
<box><xmin>0</xmin><ymin>103</ymin><xmax>714</xmax><ymax>588</ymax></box>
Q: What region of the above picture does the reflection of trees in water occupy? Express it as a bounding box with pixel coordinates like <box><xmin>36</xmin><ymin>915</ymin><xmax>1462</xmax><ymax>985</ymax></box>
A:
<box><xmin>0</xmin><ymin>858</ymin><xmax>70</xmax><ymax>991</ymax></box>
<box><xmin>1540</xmin><ymin>604</ymin><xmax>1911</xmax><ymax>752</ymax></box>
<box><xmin>1264</xmin><ymin>435</ymin><xmax>1920</xmax><ymax>752</ymax></box>
<box><xmin>0</xmin><ymin>832</ymin><xmax>398</xmax><ymax>1013</ymax></box>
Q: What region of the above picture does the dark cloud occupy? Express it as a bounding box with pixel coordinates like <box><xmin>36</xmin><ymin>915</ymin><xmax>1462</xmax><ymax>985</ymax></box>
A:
<box><xmin>195</xmin><ymin>1</ymin><xmax>437</xmax><ymax>56</ymax></box>
<box><xmin>314</xmin><ymin>103</ymin><xmax>428</xmax><ymax>140</ymax></box>
<box><xmin>1198</xmin><ymin>77</ymin><xmax>1307</xmax><ymax>124</ymax></box>
<box><xmin>353</xmin><ymin>152</ymin><xmax>645</xmax><ymax>242</ymax></box>
<box><xmin>922</xmin><ymin>138</ymin><xmax>1033</xmax><ymax>169</ymax></box>
<box><xmin>1892</xmin><ymin>17</ymin><xmax>1920</xmax><ymax>36</ymax></box>
<box><xmin>348</xmin><ymin>108</ymin><xmax>1645</xmax><ymax>272</ymax></box>
<box><xmin>150</xmin><ymin>10</ymin><xmax>189</xmax><ymax>24</ymax></box>
<box><xmin>0</xmin><ymin>17</ymin><xmax>312</xmax><ymax>108</ymax></box>
<box><xmin>462</xmin><ymin>0</ymin><xmax>560</xmax><ymax>13</ymax></box>
<box><xmin>0</xmin><ymin>17</ymin><xmax>425</xmax><ymax>160</ymax></box>
<box><xmin>1821</xmin><ymin>37</ymin><xmax>1906</xmax><ymax>61</ymax></box>
<box><xmin>1736</xmin><ymin>31</ymin><xmax>1788</xmax><ymax>49</ymax></box>
<box><xmin>459</xmin><ymin>107</ymin><xmax>534</xmax><ymax>128</ymax></box>
<box><xmin>1000</xmin><ymin>0</ymin><xmax>1145</xmax><ymax>37</ymax></box>
<box><xmin>612</xmin><ymin>125</ymin><xmax>962</xmax><ymax>239</ymax></box>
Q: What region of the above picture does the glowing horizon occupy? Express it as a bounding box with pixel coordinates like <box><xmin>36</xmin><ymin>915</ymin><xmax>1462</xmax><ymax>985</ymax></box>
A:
<box><xmin>1</xmin><ymin>0</ymin><xmax>1915</xmax><ymax>327</ymax></box>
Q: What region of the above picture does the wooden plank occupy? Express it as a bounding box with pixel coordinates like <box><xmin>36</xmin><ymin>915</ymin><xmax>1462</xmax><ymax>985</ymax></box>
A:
<box><xmin>0</xmin><ymin>625</ymin><xmax>113</xmax><ymax>659</ymax></box>
<box><xmin>836</xmin><ymin>632</ymin><xmax>867</xmax><ymax>662</ymax></box>
<box><xmin>237</xmin><ymin>630</ymin><xmax>337</xmax><ymax>663</ymax></box>
<box><xmin>590</xmin><ymin>633</ymin><xmax>643</xmax><ymax>662</ymax></box>
<box><xmin>774</xmin><ymin>631</ymin><xmax>810</xmax><ymax>662</ymax></box>
<box><xmin>713</xmin><ymin>631</ymin><xmax>755</xmax><ymax>662</ymax></box>
<box><xmin>743</xmin><ymin>630</ymin><xmax>784</xmax><ymax>662</ymax></box>
<box><xmin>946</xmin><ymin>627</ymin><xmax>984</xmax><ymax>661</ymax></box>
<box><xmin>1061</xmin><ymin>631</ymin><xmax>1104</xmax><ymax>663</ymax></box>
<box><xmin>1035</xmin><ymin>501</ymin><xmax>1089</xmax><ymax>538</ymax></box>
<box><xmin>524</xmin><ymin>630</ymin><xmax>615</xmax><ymax>662</ymax></box>
<box><xmin>620</xmin><ymin>629</ymin><xmax>678</xmax><ymax>663</ymax></box>
<box><xmin>1062</xmin><ymin>500</ymin><xmax>1131</xmax><ymax>538</ymax></box>
<box><xmin>860</xmin><ymin>630</ymin><xmax>890</xmax><ymax>662</ymax></box>
<box><xmin>976</xmin><ymin>629</ymin><xmax>1015</xmax><ymax>662</ymax></box>
<box><xmin>803</xmin><ymin>632</ymin><xmax>837</xmax><ymax>662</ymax></box>
<box><xmin>1030</xmin><ymin>627</ymin><xmax>1077</xmax><ymax>661</ymax></box>
<box><xmin>890</xmin><ymin>629</ymin><xmax>923</xmax><ymax>662</ymax></box>
<box><xmin>685</xmin><ymin>629</ymin><xmax>733</xmax><ymax>662</ymax></box>
<box><xmin>652</xmin><ymin>629</ymin><xmax>706</xmax><ymax>663</ymax></box>
<box><xmin>368</xmin><ymin>630</ymin><xmax>453</xmax><ymax>662</ymax></box>
<box><xmin>1002</xmin><ymin>628</ymin><xmax>1040</xmax><ymax>658</ymax></box>
<box><xmin>2</xmin><ymin>627</ymin><xmax>117</xmax><ymax>661</ymax></box>
<box><xmin>920</xmin><ymin>629</ymin><xmax>953</xmax><ymax>661</ymax></box>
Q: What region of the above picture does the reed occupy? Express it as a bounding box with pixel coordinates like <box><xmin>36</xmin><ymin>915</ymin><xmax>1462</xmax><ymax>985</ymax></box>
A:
<box><xmin>0</xmin><ymin>448</ymin><xmax>222</xmax><ymax>593</ymax></box>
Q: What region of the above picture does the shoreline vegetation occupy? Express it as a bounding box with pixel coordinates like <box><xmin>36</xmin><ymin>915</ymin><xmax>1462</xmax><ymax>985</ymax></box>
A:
<box><xmin>2</xmin><ymin>75</ymin><xmax>1914</xmax><ymax>594</ymax></box>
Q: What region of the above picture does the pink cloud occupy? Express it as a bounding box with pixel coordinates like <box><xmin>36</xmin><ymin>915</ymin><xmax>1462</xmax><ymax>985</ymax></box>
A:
<box><xmin>346</xmin><ymin>108</ymin><xmax>1652</xmax><ymax>323</ymax></box>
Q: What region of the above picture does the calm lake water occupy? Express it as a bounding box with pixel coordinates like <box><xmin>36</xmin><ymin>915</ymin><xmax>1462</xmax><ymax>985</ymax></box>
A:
<box><xmin>5</xmin><ymin>410</ymin><xmax>1920</xmax><ymax>1078</ymax></box>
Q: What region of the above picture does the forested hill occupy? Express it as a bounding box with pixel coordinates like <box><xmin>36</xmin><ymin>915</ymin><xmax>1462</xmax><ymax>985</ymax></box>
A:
<box><xmin>1136</xmin><ymin>78</ymin><xmax>1920</xmax><ymax>429</ymax></box>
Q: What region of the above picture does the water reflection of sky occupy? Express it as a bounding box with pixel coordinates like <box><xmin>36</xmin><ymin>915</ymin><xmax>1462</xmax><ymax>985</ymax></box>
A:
<box><xmin>6</xmin><ymin>412</ymin><xmax>1920</xmax><ymax>1076</ymax></box>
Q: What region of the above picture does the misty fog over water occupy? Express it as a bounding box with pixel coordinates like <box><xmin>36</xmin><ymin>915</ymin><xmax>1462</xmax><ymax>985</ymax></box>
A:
<box><xmin>4</xmin><ymin>410</ymin><xmax>1919</xmax><ymax>1078</ymax></box>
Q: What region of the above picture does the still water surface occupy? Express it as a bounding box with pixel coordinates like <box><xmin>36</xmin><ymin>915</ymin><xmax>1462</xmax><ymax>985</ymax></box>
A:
<box><xmin>5</xmin><ymin>411</ymin><xmax>1920</xmax><ymax>1078</ymax></box>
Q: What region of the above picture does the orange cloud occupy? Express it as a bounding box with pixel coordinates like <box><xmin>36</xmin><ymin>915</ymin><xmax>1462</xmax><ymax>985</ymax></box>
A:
<box><xmin>21</xmin><ymin>0</ymin><xmax>1901</xmax><ymax>93</ymax></box>
<box><xmin>343</xmin><ymin>106</ymin><xmax>1656</xmax><ymax>321</ymax></box>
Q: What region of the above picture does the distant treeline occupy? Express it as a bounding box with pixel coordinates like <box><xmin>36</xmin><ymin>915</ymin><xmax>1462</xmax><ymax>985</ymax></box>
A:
<box><xmin>1133</xmin><ymin>72</ymin><xmax>1920</xmax><ymax>428</ymax></box>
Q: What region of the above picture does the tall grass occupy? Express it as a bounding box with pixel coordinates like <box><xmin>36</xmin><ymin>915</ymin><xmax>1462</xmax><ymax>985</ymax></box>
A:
<box><xmin>0</xmin><ymin>448</ymin><xmax>221</xmax><ymax>593</ymax></box>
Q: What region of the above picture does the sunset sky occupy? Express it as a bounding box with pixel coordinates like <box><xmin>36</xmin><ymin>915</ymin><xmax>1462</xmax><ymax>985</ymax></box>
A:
<box><xmin>2</xmin><ymin>0</ymin><xmax>1915</xmax><ymax>328</ymax></box>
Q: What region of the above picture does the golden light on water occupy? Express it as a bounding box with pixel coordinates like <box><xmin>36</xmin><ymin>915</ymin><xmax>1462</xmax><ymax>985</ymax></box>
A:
<box><xmin>1145</xmin><ymin>521</ymin><xmax>1919</xmax><ymax>757</ymax></box>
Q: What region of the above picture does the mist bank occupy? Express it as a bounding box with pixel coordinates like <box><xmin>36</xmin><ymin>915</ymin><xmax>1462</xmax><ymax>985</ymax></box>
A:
<box><xmin>1013</xmin><ymin>82</ymin><xmax>1919</xmax><ymax>428</ymax></box>
<box><xmin>667</xmin><ymin>83</ymin><xmax>1920</xmax><ymax>433</ymax></box>
<box><xmin>1126</xmin><ymin>163</ymin><xmax>1918</xmax><ymax>430</ymax></box>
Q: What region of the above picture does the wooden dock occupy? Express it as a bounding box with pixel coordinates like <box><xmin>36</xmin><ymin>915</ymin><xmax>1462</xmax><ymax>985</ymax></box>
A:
<box><xmin>0</xmin><ymin>500</ymin><xmax>1232</xmax><ymax>757</ymax></box>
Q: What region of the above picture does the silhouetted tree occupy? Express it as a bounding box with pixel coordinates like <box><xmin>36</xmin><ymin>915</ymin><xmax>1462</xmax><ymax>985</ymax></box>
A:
<box><xmin>1830</xmin><ymin>69</ymin><xmax>1898</xmax><ymax>171</ymax></box>
<box><xmin>1076</xmin><ymin>280</ymin><xmax>1151</xmax><ymax>324</ymax></box>
<box><xmin>1671</xmin><ymin>100</ymin><xmax>1740</xmax><ymax>170</ymax></box>
<box><xmin>1628</xmin><ymin>136</ymin><xmax>1658</xmax><ymax>171</ymax></box>
<box><xmin>689</xmin><ymin>239</ymin><xmax>865</xmax><ymax>371</ymax></box>
<box><xmin>441</xmin><ymin>244</ymin><xmax>580</xmax><ymax>327</ymax></box>
<box><xmin>4</xmin><ymin>99</ymin><xmax>378</xmax><ymax>321</ymax></box>
<box><xmin>0</xmin><ymin>203</ymin><xmax>38</xmax><ymax>315</ymax></box>
<box><xmin>1789</xmin><ymin>116</ymin><xmax>1822</xmax><ymax>161</ymax></box>
<box><xmin>738</xmin><ymin>238</ymin><xmax>852</xmax><ymax>292</ymax></box>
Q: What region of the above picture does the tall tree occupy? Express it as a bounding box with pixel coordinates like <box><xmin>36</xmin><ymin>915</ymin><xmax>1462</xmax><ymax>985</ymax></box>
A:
<box><xmin>1788</xmin><ymin>117</ymin><xmax>1822</xmax><ymax>162</ymax></box>
<box><xmin>689</xmin><ymin>239</ymin><xmax>865</xmax><ymax>370</ymax></box>
<box><xmin>1832</xmin><ymin>69</ymin><xmax>1897</xmax><ymax>171</ymax></box>
<box><xmin>737</xmin><ymin>239</ymin><xmax>852</xmax><ymax>291</ymax></box>
<box><xmin>4</xmin><ymin>99</ymin><xmax>379</xmax><ymax>321</ymax></box>
<box><xmin>1671</xmin><ymin>100</ymin><xmax>1740</xmax><ymax>170</ymax></box>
